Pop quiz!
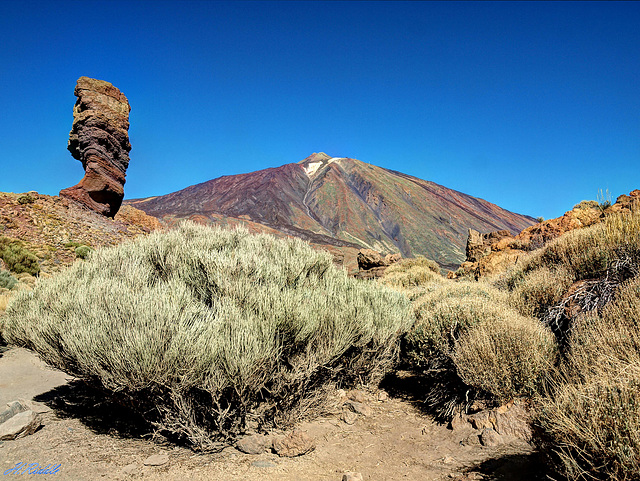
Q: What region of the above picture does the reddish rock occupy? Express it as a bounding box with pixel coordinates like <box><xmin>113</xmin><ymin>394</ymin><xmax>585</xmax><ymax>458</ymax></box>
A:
<box><xmin>357</xmin><ymin>249</ymin><xmax>386</xmax><ymax>270</ymax></box>
<box><xmin>272</xmin><ymin>430</ymin><xmax>315</xmax><ymax>457</ymax></box>
<box><xmin>60</xmin><ymin>77</ymin><xmax>131</xmax><ymax>218</ymax></box>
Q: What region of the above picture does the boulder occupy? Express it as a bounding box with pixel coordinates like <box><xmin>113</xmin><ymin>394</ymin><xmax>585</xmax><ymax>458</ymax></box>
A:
<box><xmin>0</xmin><ymin>410</ymin><xmax>41</xmax><ymax>440</ymax></box>
<box><xmin>60</xmin><ymin>77</ymin><xmax>132</xmax><ymax>218</ymax></box>
<box><xmin>357</xmin><ymin>249</ymin><xmax>386</xmax><ymax>270</ymax></box>
<box><xmin>272</xmin><ymin>430</ymin><xmax>315</xmax><ymax>457</ymax></box>
<box><xmin>236</xmin><ymin>434</ymin><xmax>271</xmax><ymax>455</ymax></box>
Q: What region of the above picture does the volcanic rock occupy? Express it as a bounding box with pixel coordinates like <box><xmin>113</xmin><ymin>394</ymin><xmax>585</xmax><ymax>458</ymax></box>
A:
<box><xmin>60</xmin><ymin>77</ymin><xmax>131</xmax><ymax>218</ymax></box>
<box><xmin>272</xmin><ymin>430</ymin><xmax>316</xmax><ymax>457</ymax></box>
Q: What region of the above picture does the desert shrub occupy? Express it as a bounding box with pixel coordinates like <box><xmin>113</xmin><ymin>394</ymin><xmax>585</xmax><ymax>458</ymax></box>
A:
<box><xmin>452</xmin><ymin>313</ymin><xmax>557</xmax><ymax>403</ymax></box>
<box><xmin>572</xmin><ymin>200</ymin><xmax>599</xmax><ymax>210</ymax></box>
<box><xmin>508</xmin><ymin>266</ymin><xmax>575</xmax><ymax>318</ymax></box>
<box><xmin>381</xmin><ymin>257</ymin><xmax>442</xmax><ymax>289</ymax></box>
<box><xmin>536</xmin><ymin>276</ymin><xmax>640</xmax><ymax>480</ymax></box>
<box><xmin>0</xmin><ymin>270</ymin><xmax>17</xmax><ymax>290</ymax></box>
<box><xmin>0</xmin><ymin>237</ymin><xmax>40</xmax><ymax>276</ymax></box>
<box><xmin>2</xmin><ymin>223</ymin><xmax>413</xmax><ymax>450</ymax></box>
<box><xmin>17</xmin><ymin>194</ymin><xmax>34</xmax><ymax>205</ymax></box>
<box><xmin>405</xmin><ymin>281</ymin><xmax>510</xmax><ymax>366</ymax></box>
<box><xmin>387</xmin><ymin>256</ymin><xmax>440</xmax><ymax>273</ymax></box>
<box><xmin>64</xmin><ymin>241</ymin><xmax>82</xmax><ymax>249</ymax></box>
<box><xmin>74</xmin><ymin>245</ymin><xmax>93</xmax><ymax>259</ymax></box>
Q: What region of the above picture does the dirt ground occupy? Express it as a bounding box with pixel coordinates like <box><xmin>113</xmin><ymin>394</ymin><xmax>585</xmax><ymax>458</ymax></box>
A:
<box><xmin>0</xmin><ymin>347</ymin><xmax>546</xmax><ymax>481</ymax></box>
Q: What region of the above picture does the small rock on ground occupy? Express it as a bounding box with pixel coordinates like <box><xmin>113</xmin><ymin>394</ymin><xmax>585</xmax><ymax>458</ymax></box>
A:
<box><xmin>480</xmin><ymin>428</ymin><xmax>504</xmax><ymax>447</ymax></box>
<box><xmin>341</xmin><ymin>411</ymin><xmax>358</xmax><ymax>425</ymax></box>
<box><xmin>143</xmin><ymin>454</ymin><xmax>169</xmax><ymax>466</ymax></box>
<box><xmin>0</xmin><ymin>410</ymin><xmax>41</xmax><ymax>440</ymax></box>
<box><xmin>344</xmin><ymin>400</ymin><xmax>372</xmax><ymax>417</ymax></box>
<box><xmin>342</xmin><ymin>471</ymin><xmax>363</xmax><ymax>481</ymax></box>
<box><xmin>272</xmin><ymin>430</ymin><xmax>315</xmax><ymax>457</ymax></box>
<box><xmin>236</xmin><ymin>434</ymin><xmax>271</xmax><ymax>455</ymax></box>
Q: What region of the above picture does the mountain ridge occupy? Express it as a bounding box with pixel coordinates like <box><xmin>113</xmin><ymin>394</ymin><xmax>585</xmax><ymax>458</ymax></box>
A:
<box><xmin>125</xmin><ymin>153</ymin><xmax>536</xmax><ymax>271</ymax></box>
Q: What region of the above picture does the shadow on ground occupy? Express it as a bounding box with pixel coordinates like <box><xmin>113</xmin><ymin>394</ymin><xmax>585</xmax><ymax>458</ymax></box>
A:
<box><xmin>34</xmin><ymin>380</ymin><xmax>155</xmax><ymax>440</ymax></box>
<box><xmin>465</xmin><ymin>451</ymin><xmax>555</xmax><ymax>480</ymax></box>
<box><xmin>380</xmin><ymin>368</ymin><xmax>471</xmax><ymax>420</ymax></box>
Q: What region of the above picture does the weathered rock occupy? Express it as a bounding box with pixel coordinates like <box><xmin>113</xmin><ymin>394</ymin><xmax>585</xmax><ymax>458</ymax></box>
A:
<box><xmin>347</xmin><ymin>390</ymin><xmax>368</xmax><ymax>403</ymax></box>
<box><xmin>461</xmin><ymin>432</ymin><xmax>481</xmax><ymax>447</ymax></box>
<box><xmin>272</xmin><ymin>430</ymin><xmax>315</xmax><ymax>457</ymax></box>
<box><xmin>466</xmin><ymin>229</ymin><xmax>512</xmax><ymax>263</ymax></box>
<box><xmin>236</xmin><ymin>434</ymin><xmax>271</xmax><ymax>455</ymax></box>
<box><xmin>142</xmin><ymin>454</ymin><xmax>169</xmax><ymax>466</ymax></box>
<box><xmin>341</xmin><ymin>410</ymin><xmax>358</xmax><ymax>425</ymax></box>
<box><xmin>342</xmin><ymin>472</ymin><xmax>364</xmax><ymax>481</ymax></box>
<box><xmin>60</xmin><ymin>77</ymin><xmax>131</xmax><ymax>218</ymax></box>
<box><xmin>466</xmin><ymin>400</ymin><xmax>533</xmax><ymax>443</ymax></box>
<box><xmin>344</xmin><ymin>400</ymin><xmax>372</xmax><ymax>417</ymax></box>
<box><xmin>479</xmin><ymin>428</ymin><xmax>504</xmax><ymax>447</ymax></box>
<box><xmin>377</xmin><ymin>391</ymin><xmax>388</xmax><ymax>402</ymax></box>
<box><xmin>492</xmin><ymin>402</ymin><xmax>532</xmax><ymax>442</ymax></box>
<box><xmin>0</xmin><ymin>410</ymin><xmax>41</xmax><ymax>440</ymax></box>
<box><xmin>449</xmin><ymin>413</ymin><xmax>472</xmax><ymax>432</ymax></box>
<box><xmin>353</xmin><ymin>266</ymin><xmax>387</xmax><ymax>280</ymax></box>
<box><xmin>384</xmin><ymin>253</ymin><xmax>402</xmax><ymax>265</ymax></box>
<box><xmin>357</xmin><ymin>249</ymin><xmax>386</xmax><ymax>270</ymax></box>
<box><xmin>0</xmin><ymin>401</ymin><xmax>29</xmax><ymax>425</ymax></box>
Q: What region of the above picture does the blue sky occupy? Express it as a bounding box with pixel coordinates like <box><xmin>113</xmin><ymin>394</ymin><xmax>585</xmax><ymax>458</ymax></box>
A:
<box><xmin>0</xmin><ymin>1</ymin><xmax>638</xmax><ymax>220</ymax></box>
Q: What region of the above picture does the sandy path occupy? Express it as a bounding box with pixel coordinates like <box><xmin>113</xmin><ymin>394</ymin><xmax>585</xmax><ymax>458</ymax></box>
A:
<box><xmin>0</xmin><ymin>348</ymin><xmax>543</xmax><ymax>481</ymax></box>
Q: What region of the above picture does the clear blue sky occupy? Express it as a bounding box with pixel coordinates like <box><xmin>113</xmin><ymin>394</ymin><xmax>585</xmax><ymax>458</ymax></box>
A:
<box><xmin>1</xmin><ymin>1</ymin><xmax>638</xmax><ymax>220</ymax></box>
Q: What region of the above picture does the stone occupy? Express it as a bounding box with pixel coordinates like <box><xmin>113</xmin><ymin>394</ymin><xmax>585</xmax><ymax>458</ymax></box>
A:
<box><xmin>272</xmin><ymin>430</ymin><xmax>315</xmax><ymax>457</ymax></box>
<box><xmin>142</xmin><ymin>454</ymin><xmax>169</xmax><ymax>466</ymax></box>
<box><xmin>0</xmin><ymin>410</ymin><xmax>41</xmax><ymax>440</ymax></box>
<box><xmin>377</xmin><ymin>391</ymin><xmax>388</xmax><ymax>402</ymax></box>
<box><xmin>121</xmin><ymin>463</ymin><xmax>139</xmax><ymax>476</ymax></box>
<box><xmin>357</xmin><ymin>249</ymin><xmax>386</xmax><ymax>270</ymax></box>
<box><xmin>236</xmin><ymin>434</ymin><xmax>271</xmax><ymax>455</ymax></box>
<box><xmin>461</xmin><ymin>432</ymin><xmax>481</xmax><ymax>447</ymax></box>
<box><xmin>384</xmin><ymin>253</ymin><xmax>402</xmax><ymax>265</ymax></box>
<box><xmin>347</xmin><ymin>390</ymin><xmax>368</xmax><ymax>403</ymax></box>
<box><xmin>449</xmin><ymin>413</ymin><xmax>471</xmax><ymax>431</ymax></box>
<box><xmin>344</xmin><ymin>400</ymin><xmax>372</xmax><ymax>417</ymax></box>
<box><xmin>0</xmin><ymin>401</ymin><xmax>29</xmax><ymax>425</ymax></box>
<box><xmin>342</xmin><ymin>472</ymin><xmax>364</xmax><ymax>481</ymax></box>
<box><xmin>251</xmin><ymin>460</ymin><xmax>277</xmax><ymax>468</ymax></box>
<box><xmin>60</xmin><ymin>77</ymin><xmax>132</xmax><ymax>218</ymax></box>
<box><xmin>341</xmin><ymin>410</ymin><xmax>358</xmax><ymax>425</ymax></box>
<box><xmin>492</xmin><ymin>402</ymin><xmax>532</xmax><ymax>442</ymax></box>
<box><xmin>480</xmin><ymin>428</ymin><xmax>504</xmax><ymax>447</ymax></box>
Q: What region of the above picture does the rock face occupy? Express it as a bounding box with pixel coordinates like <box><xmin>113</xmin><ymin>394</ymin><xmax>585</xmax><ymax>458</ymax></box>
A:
<box><xmin>60</xmin><ymin>77</ymin><xmax>131</xmax><ymax>218</ymax></box>
<box><xmin>454</xmin><ymin>193</ymin><xmax>640</xmax><ymax>278</ymax></box>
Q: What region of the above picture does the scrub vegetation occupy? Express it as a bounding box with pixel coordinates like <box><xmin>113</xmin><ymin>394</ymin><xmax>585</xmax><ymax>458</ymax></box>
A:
<box><xmin>2</xmin><ymin>205</ymin><xmax>639</xmax><ymax>480</ymax></box>
<box><xmin>1</xmin><ymin>223</ymin><xmax>412</xmax><ymax>450</ymax></box>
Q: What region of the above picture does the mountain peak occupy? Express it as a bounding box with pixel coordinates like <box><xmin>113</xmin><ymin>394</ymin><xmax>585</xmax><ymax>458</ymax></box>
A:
<box><xmin>299</xmin><ymin>152</ymin><xmax>332</xmax><ymax>164</ymax></box>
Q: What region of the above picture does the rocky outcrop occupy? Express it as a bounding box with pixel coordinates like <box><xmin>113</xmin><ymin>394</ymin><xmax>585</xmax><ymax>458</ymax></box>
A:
<box><xmin>354</xmin><ymin>249</ymin><xmax>401</xmax><ymax>279</ymax></box>
<box><xmin>454</xmin><ymin>191</ymin><xmax>640</xmax><ymax>279</ymax></box>
<box><xmin>465</xmin><ymin>229</ymin><xmax>511</xmax><ymax>263</ymax></box>
<box><xmin>60</xmin><ymin>77</ymin><xmax>131</xmax><ymax>218</ymax></box>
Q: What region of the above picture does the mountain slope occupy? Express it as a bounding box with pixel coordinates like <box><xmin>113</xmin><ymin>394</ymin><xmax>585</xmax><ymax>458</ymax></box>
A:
<box><xmin>126</xmin><ymin>153</ymin><xmax>535</xmax><ymax>270</ymax></box>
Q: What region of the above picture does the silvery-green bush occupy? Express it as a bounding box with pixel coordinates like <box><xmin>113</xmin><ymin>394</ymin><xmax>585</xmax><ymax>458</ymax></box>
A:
<box><xmin>2</xmin><ymin>223</ymin><xmax>413</xmax><ymax>450</ymax></box>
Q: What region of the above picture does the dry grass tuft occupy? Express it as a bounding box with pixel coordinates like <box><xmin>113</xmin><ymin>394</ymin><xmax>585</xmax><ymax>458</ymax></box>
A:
<box><xmin>536</xmin><ymin>276</ymin><xmax>640</xmax><ymax>480</ymax></box>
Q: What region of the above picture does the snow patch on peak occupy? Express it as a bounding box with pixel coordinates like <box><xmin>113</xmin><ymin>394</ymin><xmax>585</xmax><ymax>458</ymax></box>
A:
<box><xmin>304</xmin><ymin>161</ymin><xmax>323</xmax><ymax>177</ymax></box>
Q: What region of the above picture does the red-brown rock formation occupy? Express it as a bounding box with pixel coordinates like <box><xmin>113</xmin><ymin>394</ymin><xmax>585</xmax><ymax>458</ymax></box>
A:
<box><xmin>455</xmin><ymin>190</ymin><xmax>639</xmax><ymax>278</ymax></box>
<box><xmin>60</xmin><ymin>77</ymin><xmax>131</xmax><ymax>217</ymax></box>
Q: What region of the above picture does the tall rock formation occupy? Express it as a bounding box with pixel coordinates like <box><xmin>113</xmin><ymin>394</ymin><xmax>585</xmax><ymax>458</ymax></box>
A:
<box><xmin>60</xmin><ymin>77</ymin><xmax>131</xmax><ymax>217</ymax></box>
